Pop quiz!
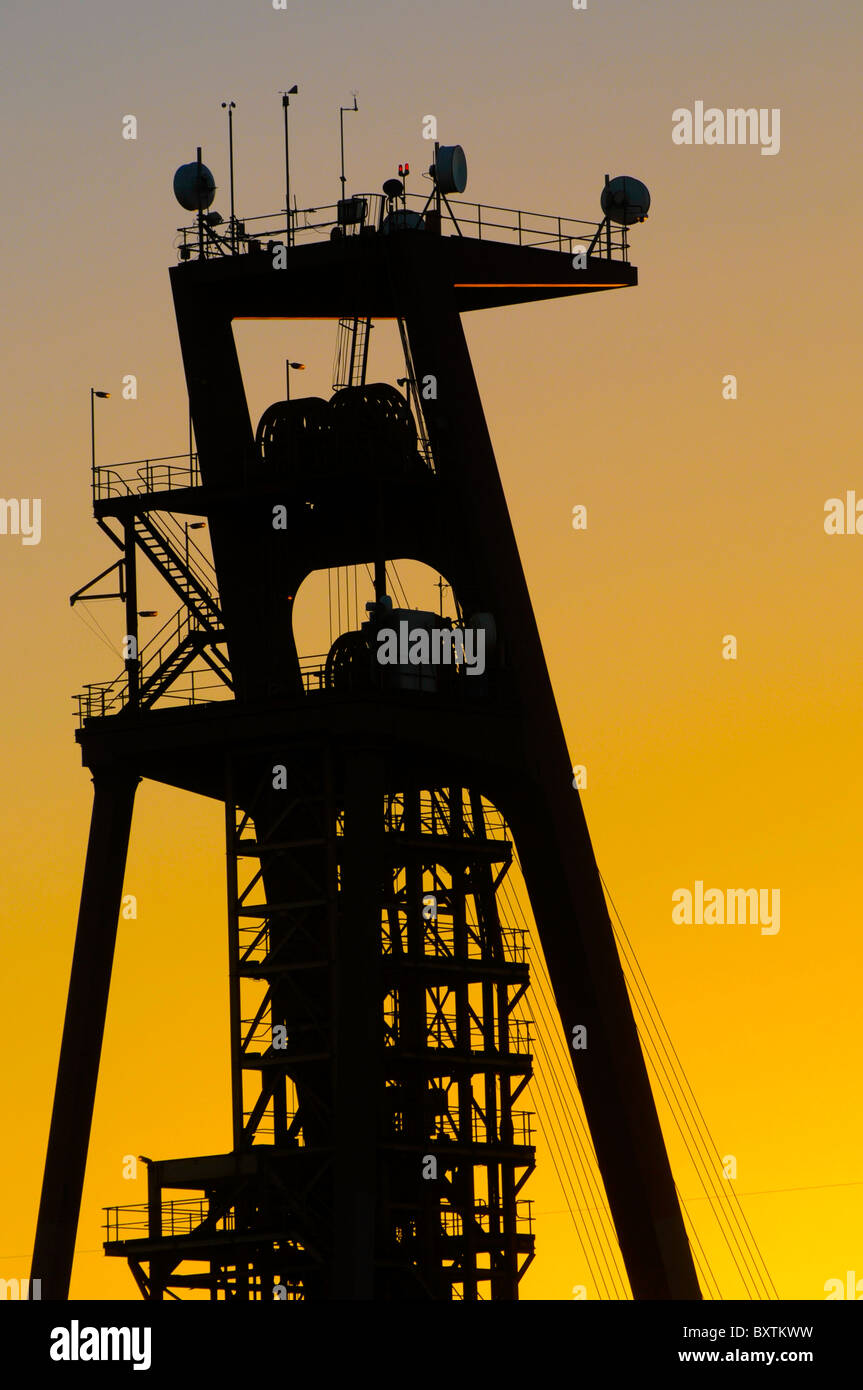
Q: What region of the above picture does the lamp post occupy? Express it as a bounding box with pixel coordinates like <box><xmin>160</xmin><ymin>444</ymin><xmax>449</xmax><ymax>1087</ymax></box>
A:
<box><xmin>221</xmin><ymin>102</ymin><xmax>236</xmax><ymax>252</ymax></box>
<box><xmin>280</xmin><ymin>86</ymin><xmax>298</xmax><ymax>246</ymax></box>
<box><xmin>90</xmin><ymin>388</ymin><xmax>111</xmax><ymax>496</ymax></box>
<box><xmin>184</xmin><ymin>521</ymin><xmax>206</xmax><ymax>574</ymax></box>
<box><xmin>285</xmin><ymin>360</ymin><xmax>306</xmax><ymax>401</ymax></box>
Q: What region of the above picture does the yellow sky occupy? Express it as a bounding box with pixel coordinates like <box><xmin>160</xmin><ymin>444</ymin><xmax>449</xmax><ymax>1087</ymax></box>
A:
<box><xmin>1</xmin><ymin>0</ymin><xmax>862</xmax><ymax>1301</ymax></box>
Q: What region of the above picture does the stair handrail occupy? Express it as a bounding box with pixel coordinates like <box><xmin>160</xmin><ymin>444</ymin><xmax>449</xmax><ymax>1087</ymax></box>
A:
<box><xmin>135</xmin><ymin>512</ymin><xmax>219</xmax><ymax>612</ymax></box>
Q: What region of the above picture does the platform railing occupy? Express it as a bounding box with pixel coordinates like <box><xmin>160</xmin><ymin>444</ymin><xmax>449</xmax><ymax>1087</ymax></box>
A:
<box><xmin>177</xmin><ymin>193</ymin><xmax>630</xmax><ymax>263</ymax></box>
<box><xmin>425</xmin><ymin>1108</ymin><xmax>534</xmax><ymax>1148</ymax></box>
<box><xmin>239</xmin><ymin>1111</ymin><xmax>302</xmax><ymax>1144</ymax></box>
<box><xmin>299</xmin><ymin>654</ymin><xmax>328</xmax><ymax>691</ymax></box>
<box><xmin>93</xmin><ymin>452</ymin><xmax>200</xmax><ymax>502</ymax></box>
<box><xmin>75</xmin><ymin>670</ymin><xmax>233</xmax><ymax>725</ymax></box>
<box><xmin>76</xmin><ymin>635</ymin><xmax>507</xmax><ymax>724</ymax></box>
<box><xmin>439</xmin><ymin>1197</ymin><xmax>534</xmax><ymax>1238</ymax></box>
<box><xmin>74</xmin><ymin>606</ymin><xmax>231</xmax><ymax>724</ymax></box>
<box><xmin>104</xmin><ymin>1198</ymin><xmax>237</xmax><ymax>1243</ymax></box>
<box><xmin>75</xmin><ymin>648</ymin><xmax>322</xmax><ymax>725</ymax></box>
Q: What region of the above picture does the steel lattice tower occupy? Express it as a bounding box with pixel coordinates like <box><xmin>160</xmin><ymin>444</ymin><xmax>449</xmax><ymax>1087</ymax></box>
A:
<box><xmin>31</xmin><ymin>150</ymin><xmax>701</xmax><ymax>1301</ymax></box>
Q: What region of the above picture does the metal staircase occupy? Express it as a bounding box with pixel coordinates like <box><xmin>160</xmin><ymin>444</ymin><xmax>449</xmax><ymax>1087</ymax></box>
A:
<box><xmin>136</xmin><ymin>607</ymin><xmax>230</xmax><ymax>709</ymax></box>
<box><xmin>75</xmin><ymin>494</ymin><xmax>231</xmax><ymax>721</ymax></box>
<box><xmin>132</xmin><ymin>513</ymin><xmax>222</xmax><ymax>633</ymax></box>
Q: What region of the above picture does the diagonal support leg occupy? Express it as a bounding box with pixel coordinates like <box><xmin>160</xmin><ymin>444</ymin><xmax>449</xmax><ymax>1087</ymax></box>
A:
<box><xmin>391</xmin><ymin>242</ymin><xmax>701</xmax><ymax>1300</ymax></box>
<box><xmin>31</xmin><ymin>770</ymin><xmax>138</xmax><ymax>1300</ymax></box>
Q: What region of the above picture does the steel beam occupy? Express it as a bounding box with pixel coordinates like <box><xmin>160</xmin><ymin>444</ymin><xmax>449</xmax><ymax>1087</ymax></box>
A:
<box><xmin>389</xmin><ymin>236</ymin><xmax>701</xmax><ymax>1300</ymax></box>
<box><xmin>31</xmin><ymin>770</ymin><xmax>138</xmax><ymax>1300</ymax></box>
<box><xmin>332</xmin><ymin>750</ymin><xmax>385</xmax><ymax>1298</ymax></box>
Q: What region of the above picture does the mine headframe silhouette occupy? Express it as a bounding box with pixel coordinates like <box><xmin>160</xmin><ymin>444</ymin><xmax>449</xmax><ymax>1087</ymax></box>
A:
<box><xmin>31</xmin><ymin>141</ymin><xmax>701</xmax><ymax>1300</ymax></box>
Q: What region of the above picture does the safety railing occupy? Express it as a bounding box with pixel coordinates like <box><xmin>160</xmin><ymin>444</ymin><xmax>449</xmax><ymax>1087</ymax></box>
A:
<box><xmin>77</xmin><ymin>626</ymin><xmax>509</xmax><ymax>723</ymax></box>
<box><xmin>140</xmin><ymin>507</ymin><xmax>219</xmax><ymax>604</ymax></box>
<box><xmin>506</xmin><ymin>1017</ymin><xmax>535</xmax><ymax>1054</ymax></box>
<box><xmin>439</xmin><ymin>1197</ymin><xmax>534</xmax><ymax>1238</ymax></box>
<box><xmin>240</xmin><ymin>1017</ymin><xmax>290</xmax><ymax>1051</ymax></box>
<box><xmin>177</xmin><ymin>193</ymin><xmax>630</xmax><ymax>263</ymax></box>
<box><xmin>76</xmin><ymin>649</ymin><xmax>323</xmax><ymax>724</ymax></box>
<box><xmin>427</xmin><ymin>1013</ymin><xmax>534</xmax><ymax>1056</ymax></box>
<box><xmin>93</xmin><ymin>453</ymin><xmax>200</xmax><ymax>502</ymax></box>
<box><xmin>239</xmin><ymin>1110</ymin><xmax>303</xmax><ymax>1144</ymax></box>
<box><xmin>473</xmin><ymin>1109</ymin><xmax>533</xmax><ymax>1147</ymax></box>
<box><xmin>75</xmin><ymin>671</ymin><xmax>232</xmax><ymax>725</ymax></box>
<box><xmin>74</xmin><ymin>607</ymin><xmax>230</xmax><ymax>724</ymax></box>
<box><xmin>74</xmin><ymin>613</ymin><xmax>179</xmax><ymax>723</ymax></box>
<box><xmin>299</xmin><ymin>654</ymin><xmax>328</xmax><ymax>692</ymax></box>
<box><xmin>500</xmin><ymin>923</ymin><xmax>530</xmax><ymax>965</ymax></box>
<box><xmin>377</xmin><ymin>868</ymin><xmax>528</xmax><ymax>964</ymax></box>
<box><xmin>104</xmin><ymin>1198</ymin><xmax>237</xmax><ymax>1243</ymax></box>
<box><xmin>431</xmin><ymin>1107</ymin><xmax>534</xmax><ymax>1147</ymax></box>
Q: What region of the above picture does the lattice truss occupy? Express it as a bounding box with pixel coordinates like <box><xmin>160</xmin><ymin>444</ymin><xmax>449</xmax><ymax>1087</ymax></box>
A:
<box><xmin>223</xmin><ymin>769</ymin><xmax>536</xmax><ymax>1298</ymax></box>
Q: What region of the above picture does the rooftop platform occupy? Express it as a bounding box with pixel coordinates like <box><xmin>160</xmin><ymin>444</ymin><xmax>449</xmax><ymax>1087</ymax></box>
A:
<box><xmin>173</xmin><ymin>192</ymin><xmax>637</xmax><ymax>315</ymax></box>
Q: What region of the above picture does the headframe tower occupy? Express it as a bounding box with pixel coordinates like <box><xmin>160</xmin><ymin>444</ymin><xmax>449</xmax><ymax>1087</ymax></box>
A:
<box><xmin>31</xmin><ymin>131</ymin><xmax>700</xmax><ymax>1300</ymax></box>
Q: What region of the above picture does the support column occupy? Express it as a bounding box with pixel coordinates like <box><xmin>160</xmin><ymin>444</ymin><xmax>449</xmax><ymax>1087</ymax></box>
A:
<box><xmin>31</xmin><ymin>770</ymin><xmax>138</xmax><ymax>1300</ymax></box>
<box><xmin>123</xmin><ymin>522</ymin><xmax>139</xmax><ymax>709</ymax></box>
<box><xmin>332</xmin><ymin>749</ymin><xmax>384</xmax><ymax>1299</ymax></box>
<box><xmin>391</xmin><ymin>241</ymin><xmax>700</xmax><ymax>1300</ymax></box>
<box><xmin>223</xmin><ymin>757</ymin><xmax>244</xmax><ymax>1151</ymax></box>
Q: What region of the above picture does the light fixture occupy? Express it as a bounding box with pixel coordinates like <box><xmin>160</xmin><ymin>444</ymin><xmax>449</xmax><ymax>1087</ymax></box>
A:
<box><xmin>90</xmin><ymin>388</ymin><xmax>112</xmax><ymax>482</ymax></box>
<box><xmin>285</xmin><ymin>360</ymin><xmax>306</xmax><ymax>401</ymax></box>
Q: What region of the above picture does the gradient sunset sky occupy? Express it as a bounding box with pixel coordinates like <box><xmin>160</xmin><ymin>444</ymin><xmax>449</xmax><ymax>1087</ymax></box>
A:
<box><xmin>1</xmin><ymin>0</ymin><xmax>861</xmax><ymax>1300</ymax></box>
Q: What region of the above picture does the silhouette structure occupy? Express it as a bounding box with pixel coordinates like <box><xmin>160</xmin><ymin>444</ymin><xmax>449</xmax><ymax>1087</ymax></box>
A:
<box><xmin>32</xmin><ymin>149</ymin><xmax>700</xmax><ymax>1300</ymax></box>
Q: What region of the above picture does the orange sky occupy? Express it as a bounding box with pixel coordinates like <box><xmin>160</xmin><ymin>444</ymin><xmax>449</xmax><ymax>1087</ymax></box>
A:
<box><xmin>1</xmin><ymin>0</ymin><xmax>861</xmax><ymax>1301</ymax></box>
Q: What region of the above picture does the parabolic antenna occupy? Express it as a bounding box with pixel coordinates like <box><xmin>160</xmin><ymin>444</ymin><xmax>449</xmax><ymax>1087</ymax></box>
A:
<box><xmin>381</xmin><ymin>208</ymin><xmax>426</xmax><ymax>235</ymax></box>
<box><xmin>435</xmin><ymin>145</ymin><xmax>467</xmax><ymax>194</ymax></box>
<box><xmin>173</xmin><ymin>162</ymin><xmax>217</xmax><ymax>212</ymax></box>
<box><xmin>600</xmin><ymin>175</ymin><xmax>650</xmax><ymax>225</ymax></box>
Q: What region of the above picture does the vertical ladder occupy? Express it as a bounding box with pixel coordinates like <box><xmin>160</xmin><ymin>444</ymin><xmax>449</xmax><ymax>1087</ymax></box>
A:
<box><xmin>332</xmin><ymin>317</ymin><xmax>371</xmax><ymax>390</ymax></box>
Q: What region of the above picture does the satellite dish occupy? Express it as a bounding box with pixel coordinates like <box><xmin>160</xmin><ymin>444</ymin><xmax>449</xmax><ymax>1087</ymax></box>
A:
<box><xmin>600</xmin><ymin>176</ymin><xmax>650</xmax><ymax>226</ymax></box>
<box><xmin>173</xmin><ymin>161</ymin><xmax>216</xmax><ymax>212</ymax></box>
<box><xmin>381</xmin><ymin>209</ymin><xmax>426</xmax><ymax>235</ymax></box>
<box><xmin>435</xmin><ymin>145</ymin><xmax>467</xmax><ymax>194</ymax></box>
<box><xmin>382</xmin><ymin>178</ymin><xmax>404</xmax><ymax>199</ymax></box>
